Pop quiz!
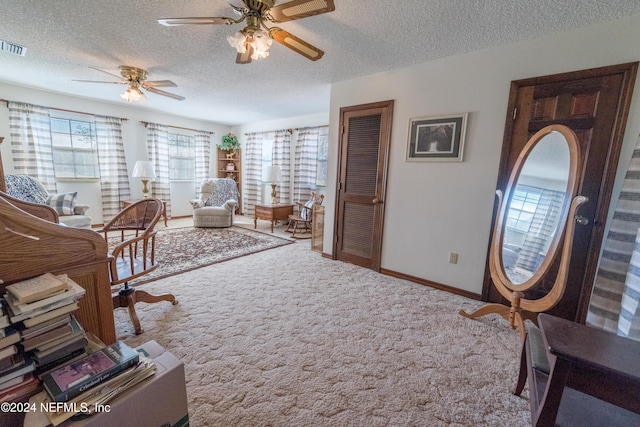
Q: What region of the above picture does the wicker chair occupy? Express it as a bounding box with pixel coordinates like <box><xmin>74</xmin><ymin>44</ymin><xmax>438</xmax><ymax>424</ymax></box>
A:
<box><xmin>99</xmin><ymin>198</ymin><xmax>177</xmax><ymax>335</ymax></box>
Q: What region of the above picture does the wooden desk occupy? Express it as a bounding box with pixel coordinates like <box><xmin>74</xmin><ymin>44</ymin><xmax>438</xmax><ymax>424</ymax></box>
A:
<box><xmin>254</xmin><ymin>203</ymin><xmax>293</xmax><ymax>233</ymax></box>
<box><xmin>123</xmin><ymin>198</ymin><xmax>167</xmax><ymax>227</ymax></box>
<box><xmin>516</xmin><ymin>313</ymin><xmax>640</xmax><ymax>426</ymax></box>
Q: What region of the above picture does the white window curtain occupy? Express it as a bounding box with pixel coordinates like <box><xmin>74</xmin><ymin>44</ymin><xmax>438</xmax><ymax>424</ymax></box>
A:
<box><xmin>243</xmin><ymin>132</ymin><xmax>264</xmax><ymax>217</ymax></box>
<box><xmin>272</xmin><ymin>129</ymin><xmax>291</xmax><ymax>205</ymax></box>
<box><xmin>294</xmin><ymin>126</ymin><xmax>320</xmax><ymax>202</ymax></box>
<box><xmin>96</xmin><ymin>115</ymin><xmax>131</xmax><ymax>222</ymax></box>
<box><xmin>8</xmin><ymin>101</ymin><xmax>57</xmax><ymax>193</ymax></box>
<box><xmin>145</xmin><ymin>122</ymin><xmax>172</xmax><ymax>217</ymax></box>
<box><xmin>194</xmin><ymin>130</ymin><xmax>211</xmax><ymax>192</ymax></box>
<box><xmin>588</xmin><ymin>133</ymin><xmax>640</xmax><ymax>341</ymax></box>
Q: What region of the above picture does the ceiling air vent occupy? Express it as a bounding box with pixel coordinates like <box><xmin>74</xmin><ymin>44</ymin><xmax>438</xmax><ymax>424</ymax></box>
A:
<box><xmin>0</xmin><ymin>40</ymin><xmax>27</xmax><ymax>56</ymax></box>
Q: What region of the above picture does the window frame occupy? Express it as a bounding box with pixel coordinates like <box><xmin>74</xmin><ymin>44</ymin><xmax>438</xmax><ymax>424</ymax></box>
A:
<box><xmin>168</xmin><ymin>132</ymin><xmax>196</xmax><ymax>181</ymax></box>
<box><xmin>49</xmin><ymin>114</ymin><xmax>100</xmax><ymax>180</ymax></box>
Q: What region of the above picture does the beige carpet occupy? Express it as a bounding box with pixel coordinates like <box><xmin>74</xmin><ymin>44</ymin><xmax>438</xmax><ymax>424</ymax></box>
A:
<box><xmin>114</xmin><ymin>240</ymin><xmax>531</xmax><ymax>426</ymax></box>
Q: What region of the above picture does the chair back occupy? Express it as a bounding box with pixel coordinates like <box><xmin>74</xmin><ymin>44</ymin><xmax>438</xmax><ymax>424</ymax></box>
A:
<box><xmin>102</xmin><ymin>198</ymin><xmax>163</xmax><ymax>235</ymax></box>
<box><xmin>200</xmin><ymin>178</ymin><xmax>239</xmax><ymax>207</ymax></box>
<box><xmin>101</xmin><ymin>198</ymin><xmax>163</xmax><ymax>286</ymax></box>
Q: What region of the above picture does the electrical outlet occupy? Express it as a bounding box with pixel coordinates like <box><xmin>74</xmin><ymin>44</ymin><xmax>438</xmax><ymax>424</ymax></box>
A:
<box><xmin>448</xmin><ymin>252</ymin><xmax>459</xmax><ymax>264</ymax></box>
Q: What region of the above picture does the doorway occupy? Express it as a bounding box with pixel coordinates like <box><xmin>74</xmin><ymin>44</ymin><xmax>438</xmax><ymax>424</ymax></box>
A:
<box><xmin>333</xmin><ymin>100</ymin><xmax>394</xmax><ymax>271</ymax></box>
<box><xmin>483</xmin><ymin>63</ymin><xmax>638</xmax><ymax>322</ymax></box>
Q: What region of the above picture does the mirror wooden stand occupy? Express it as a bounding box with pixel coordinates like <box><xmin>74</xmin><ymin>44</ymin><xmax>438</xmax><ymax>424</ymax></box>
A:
<box><xmin>460</xmin><ymin>125</ymin><xmax>587</xmax><ymax>339</ymax></box>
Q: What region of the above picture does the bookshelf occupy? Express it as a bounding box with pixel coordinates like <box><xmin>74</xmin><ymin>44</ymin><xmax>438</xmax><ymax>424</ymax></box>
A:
<box><xmin>216</xmin><ymin>148</ymin><xmax>242</xmax><ymax>214</ymax></box>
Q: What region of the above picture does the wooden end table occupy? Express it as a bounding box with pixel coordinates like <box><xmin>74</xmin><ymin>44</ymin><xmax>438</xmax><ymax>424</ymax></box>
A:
<box><xmin>122</xmin><ymin>198</ymin><xmax>168</xmax><ymax>227</ymax></box>
<box><xmin>254</xmin><ymin>203</ymin><xmax>293</xmax><ymax>233</ymax></box>
<box><xmin>517</xmin><ymin>313</ymin><xmax>640</xmax><ymax>426</ymax></box>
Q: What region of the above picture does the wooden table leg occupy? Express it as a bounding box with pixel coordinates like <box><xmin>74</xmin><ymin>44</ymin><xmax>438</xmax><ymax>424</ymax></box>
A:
<box><xmin>254</xmin><ymin>217</ymin><xmax>258</xmax><ymax>229</ymax></box>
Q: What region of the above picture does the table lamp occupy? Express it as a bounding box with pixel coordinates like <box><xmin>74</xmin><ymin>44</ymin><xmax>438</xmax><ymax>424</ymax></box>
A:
<box><xmin>265</xmin><ymin>165</ymin><xmax>282</xmax><ymax>205</ymax></box>
<box><xmin>132</xmin><ymin>160</ymin><xmax>156</xmax><ymax>198</ymax></box>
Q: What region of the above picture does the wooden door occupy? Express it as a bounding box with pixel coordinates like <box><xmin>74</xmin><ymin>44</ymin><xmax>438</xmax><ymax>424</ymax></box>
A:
<box><xmin>484</xmin><ymin>63</ymin><xmax>637</xmax><ymax>322</ymax></box>
<box><xmin>334</xmin><ymin>100</ymin><xmax>394</xmax><ymax>271</ymax></box>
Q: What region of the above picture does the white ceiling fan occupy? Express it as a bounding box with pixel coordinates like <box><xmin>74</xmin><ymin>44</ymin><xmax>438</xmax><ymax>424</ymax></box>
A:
<box><xmin>158</xmin><ymin>0</ymin><xmax>335</xmax><ymax>64</ymax></box>
<box><xmin>73</xmin><ymin>65</ymin><xmax>185</xmax><ymax>102</ymax></box>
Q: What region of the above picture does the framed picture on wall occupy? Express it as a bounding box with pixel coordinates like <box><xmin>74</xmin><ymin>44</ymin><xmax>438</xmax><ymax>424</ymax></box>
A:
<box><xmin>406</xmin><ymin>113</ymin><xmax>468</xmax><ymax>161</ymax></box>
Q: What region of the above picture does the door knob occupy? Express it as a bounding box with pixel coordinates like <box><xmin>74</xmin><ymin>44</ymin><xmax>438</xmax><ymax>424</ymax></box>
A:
<box><xmin>372</xmin><ymin>198</ymin><xmax>383</xmax><ymax>204</ymax></box>
<box><xmin>575</xmin><ymin>215</ymin><xmax>589</xmax><ymax>225</ymax></box>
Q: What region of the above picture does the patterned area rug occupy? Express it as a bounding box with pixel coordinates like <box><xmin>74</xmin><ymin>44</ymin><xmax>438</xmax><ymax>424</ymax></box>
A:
<box><xmin>110</xmin><ymin>226</ymin><xmax>294</xmax><ymax>286</ymax></box>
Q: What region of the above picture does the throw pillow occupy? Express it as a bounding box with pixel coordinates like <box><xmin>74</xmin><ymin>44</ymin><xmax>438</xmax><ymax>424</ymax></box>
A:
<box><xmin>46</xmin><ymin>192</ymin><xmax>77</xmax><ymax>215</ymax></box>
<box><xmin>190</xmin><ymin>199</ymin><xmax>204</xmax><ymax>209</ymax></box>
<box><xmin>301</xmin><ymin>200</ymin><xmax>316</xmax><ymax>220</ymax></box>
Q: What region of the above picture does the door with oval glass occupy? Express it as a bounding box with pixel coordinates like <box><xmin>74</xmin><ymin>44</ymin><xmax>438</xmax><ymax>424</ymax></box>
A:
<box><xmin>483</xmin><ymin>63</ymin><xmax>637</xmax><ymax>323</ymax></box>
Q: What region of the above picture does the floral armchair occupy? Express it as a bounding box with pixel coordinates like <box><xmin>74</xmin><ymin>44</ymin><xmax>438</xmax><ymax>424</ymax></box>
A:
<box><xmin>190</xmin><ymin>178</ymin><xmax>238</xmax><ymax>228</ymax></box>
<box><xmin>4</xmin><ymin>174</ymin><xmax>92</xmax><ymax>228</ymax></box>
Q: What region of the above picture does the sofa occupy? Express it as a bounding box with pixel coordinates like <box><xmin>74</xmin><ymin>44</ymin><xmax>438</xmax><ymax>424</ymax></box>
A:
<box><xmin>190</xmin><ymin>178</ymin><xmax>238</xmax><ymax>228</ymax></box>
<box><xmin>5</xmin><ymin>174</ymin><xmax>92</xmax><ymax>228</ymax></box>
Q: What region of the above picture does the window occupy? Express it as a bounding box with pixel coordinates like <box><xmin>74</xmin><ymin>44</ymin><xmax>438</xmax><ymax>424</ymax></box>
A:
<box><xmin>315</xmin><ymin>129</ymin><xmax>328</xmax><ymax>187</ymax></box>
<box><xmin>168</xmin><ymin>133</ymin><xmax>195</xmax><ymax>180</ymax></box>
<box><xmin>506</xmin><ymin>186</ymin><xmax>541</xmax><ymax>233</ymax></box>
<box><xmin>50</xmin><ymin>117</ymin><xmax>99</xmax><ymax>179</ymax></box>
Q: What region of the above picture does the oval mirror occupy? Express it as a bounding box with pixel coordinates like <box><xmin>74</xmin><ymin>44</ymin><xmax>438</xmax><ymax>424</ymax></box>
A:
<box><xmin>460</xmin><ymin>124</ymin><xmax>586</xmax><ymax>338</ymax></box>
<box><xmin>495</xmin><ymin>124</ymin><xmax>580</xmax><ymax>291</ymax></box>
<box><xmin>502</xmin><ymin>133</ymin><xmax>570</xmax><ymax>284</ymax></box>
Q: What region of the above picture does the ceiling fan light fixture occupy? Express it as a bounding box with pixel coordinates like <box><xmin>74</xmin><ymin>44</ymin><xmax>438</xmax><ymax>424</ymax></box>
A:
<box><xmin>228</xmin><ymin>28</ymin><xmax>272</xmax><ymax>59</ymax></box>
<box><xmin>227</xmin><ymin>31</ymin><xmax>248</xmax><ymax>53</ymax></box>
<box><xmin>120</xmin><ymin>85</ymin><xmax>145</xmax><ymax>103</ymax></box>
<box><xmin>250</xmin><ymin>29</ymin><xmax>272</xmax><ymax>59</ymax></box>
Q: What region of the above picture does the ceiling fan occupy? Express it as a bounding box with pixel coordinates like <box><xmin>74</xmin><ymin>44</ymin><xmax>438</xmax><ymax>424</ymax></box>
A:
<box><xmin>73</xmin><ymin>65</ymin><xmax>185</xmax><ymax>102</ymax></box>
<box><xmin>158</xmin><ymin>0</ymin><xmax>335</xmax><ymax>64</ymax></box>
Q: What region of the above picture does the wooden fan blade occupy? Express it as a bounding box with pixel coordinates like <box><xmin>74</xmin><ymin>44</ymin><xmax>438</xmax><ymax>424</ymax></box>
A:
<box><xmin>143</xmin><ymin>86</ymin><xmax>185</xmax><ymax>101</ymax></box>
<box><xmin>143</xmin><ymin>80</ymin><xmax>177</xmax><ymax>88</ymax></box>
<box><xmin>269</xmin><ymin>27</ymin><xmax>324</xmax><ymax>61</ymax></box>
<box><xmin>158</xmin><ymin>17</ymin><xmax>236</xmax><ymax>26</ymax></box>
<box><xmin>236</xmin><ymin>45</ymin><xmax>253</xmax><ymax>64</ymax></box>
<box><xmin>89</xmin><ymin>67</ymin><xmax>127</xmax><ymax>81</ymax></box>
<box><xmin>72</xmin><ymin>79</ymin><xmax>127</xmax><ymax>85</ymax></box>
<box><xmin>268</xmin><ymin>0</ymin><xmax>335</xmax><ymax>23</ymax></box>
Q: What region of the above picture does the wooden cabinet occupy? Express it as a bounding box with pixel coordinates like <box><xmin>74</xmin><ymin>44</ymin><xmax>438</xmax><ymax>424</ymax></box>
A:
<box><xmin>216</xmin><ymin>148</ymin><xmax>241</xmax><ymax>214</ymax></box>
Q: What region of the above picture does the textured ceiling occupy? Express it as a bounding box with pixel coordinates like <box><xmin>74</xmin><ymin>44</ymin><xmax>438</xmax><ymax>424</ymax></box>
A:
<box><xmin>1</xmin><ymin>1</ymin><xmax>639</xmax><ymax>125</ymax></box>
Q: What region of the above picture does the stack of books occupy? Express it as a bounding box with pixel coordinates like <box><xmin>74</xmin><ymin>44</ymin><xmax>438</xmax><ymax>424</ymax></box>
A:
<box><xmin>35</xmin><ymin>341</ymin><xmax>156</xmax><ymax>425</ymax></box>
<box><xmin>0</xmin><ymin>273</ymin><xmax>88</xmax><ymax>403</ymax></box>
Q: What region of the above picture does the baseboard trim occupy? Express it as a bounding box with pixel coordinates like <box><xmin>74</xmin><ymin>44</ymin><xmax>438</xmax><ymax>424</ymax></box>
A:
<box><xmin>380</xmin><ymin>267</ymin><xmax>481</xmax><ymax>300</ymax></box>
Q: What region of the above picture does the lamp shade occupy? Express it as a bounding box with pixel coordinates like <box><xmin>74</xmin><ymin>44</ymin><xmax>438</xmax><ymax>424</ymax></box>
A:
<box><xmin>265</xmin><ymin>165</ymin><xmax>282</xmax><ymax>182</ymax></box>
<box><xmin>132</xmin><ymin>160</ymin><xmax>157</xmax><ymax>179</ymax></box>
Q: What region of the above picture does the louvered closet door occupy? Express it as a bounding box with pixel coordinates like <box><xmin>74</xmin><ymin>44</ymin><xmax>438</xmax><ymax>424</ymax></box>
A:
<box><xmin>335</xmin><ymin>100</ymin><xmax>393</xmax><ymax>270</ymax></box>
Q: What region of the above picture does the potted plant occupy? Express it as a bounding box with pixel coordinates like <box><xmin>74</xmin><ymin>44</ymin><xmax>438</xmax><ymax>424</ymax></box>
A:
<box><xmin>218</xmin><ymin>132</ymin><xmax>241</xmax><ymax>159</ymax></box>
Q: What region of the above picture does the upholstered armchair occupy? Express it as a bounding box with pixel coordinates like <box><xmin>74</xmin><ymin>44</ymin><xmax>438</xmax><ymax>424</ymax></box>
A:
<box><xmin>4</xmin><ymin>174</ymin><xmax>92</xmax><ymax>228</ymax></box>
<box><xmin>190</xmin><ymin>178</ymin><xmax>238</xmax><ymax>228</ymax></box>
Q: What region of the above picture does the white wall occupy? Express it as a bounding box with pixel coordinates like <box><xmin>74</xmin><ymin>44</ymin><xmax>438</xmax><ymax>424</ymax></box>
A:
<box><xmin>325</xmin><ymin>14</ymin><xmax>640</xmax><ymax>295</ymax></box>
<box><xmin>0</xmin><ymin>83</ymin><xmax>230</xmax><ymax>224</ymax></box>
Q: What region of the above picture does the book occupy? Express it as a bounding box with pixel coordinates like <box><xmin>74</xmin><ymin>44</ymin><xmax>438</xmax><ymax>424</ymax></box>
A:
<box><xmin>7</xmin><ymin>277</ymin><xmax>84</xmax><ymax>316</ymax></box>
<box><xmin>33</xmin><ymin>316</ymin><xmax>84</xmax><ymax>354</ymax></box>
<box><xmin>21</xmin><ymin>321</ymin><xmax>74</xmax><ymax>352</ymax></box>
<box><xmin>5</xmin><ymin>273</ymin><xmax>69</xmax><ymax>304</ymax></box>
<box><xmin>0</xmin><ymin>373</ymin><xmax>40</xmax><ymax>403</ymax></box>
<box><xmin>22</xmin><ymin>302</ymin><xmax>79</xmax><ymax>328</ymax></box>
<box><xmin>42</xmin><ymin>341</ymin><xmax>140</xmax><ymax>402</ymax></box>
<box><xmin>35</xmin><ymin>348</ymin><xmax>87</xmax><ymax>379</ymax></box>
<box><xmin>0</xmin><ymin>354</ymin><xmax>35</xmax><ymax>385</ymax></box>
<box><xmin>0</xmin><ymin>344</ymin><xmax>17</xmax><ymax>361</ymax></box>
<box><xmin>33</xmin><ymin>337</ymin><xmax>88</xmax><ymax>366</ymax></box>
<box><xmin>0</xmin><ymin>328</ymin><xmax>20</xmax><ymax>349</ymax></box>
<box><xmin>20</xmin><ymin>314</ymin><xmax>71</xmax><ymax>340</ymax></box>
<box><xmin>0</xmin><ymin>353</ymin><xmax>23</xmax><ymax>375</ymax></box>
